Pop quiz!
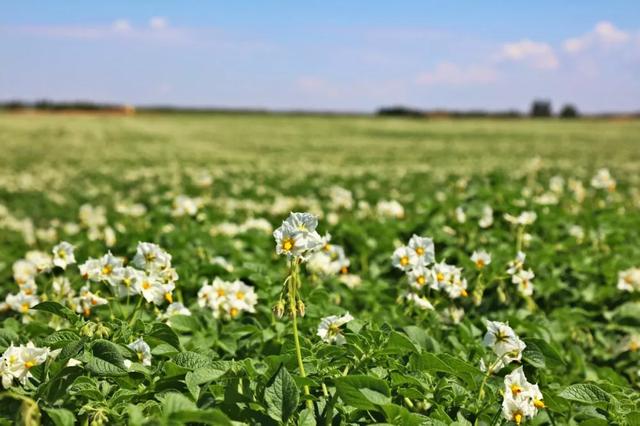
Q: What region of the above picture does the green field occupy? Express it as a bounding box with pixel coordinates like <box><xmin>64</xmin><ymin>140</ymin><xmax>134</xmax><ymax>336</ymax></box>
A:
<box><xmin>0</xmin><ymin>113</ymin><xmax>639</xmax><ymax>425</ymax></box>
<box><xmin>2</xmin><ymin>113</ymin><xmax>639</xmax><ymax>174</ymax></box>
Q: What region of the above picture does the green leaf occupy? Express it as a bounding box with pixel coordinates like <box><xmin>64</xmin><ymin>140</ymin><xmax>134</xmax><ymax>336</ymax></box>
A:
<box><xmin>85</xmin><ymin>356</ymin><xmax>127</xmax><ymax>377</ymax></box>
<box><xmin>92</xmin><ymin>339</ymin><xmax>126</xmax><ymax>368</ymax></box>
<box><xmin>523</xmin><ymin>342</ymin><xmax>546</xmax><ymax>368</ymax></box>
<box><xmin>43</xmin><ymin>408</ymin><xmax>76</xmax><ymax>426</ymax></box>
<box><xmin>173</xmin><ymin>351</ymin><xmax>212</xmax><ymax>370</ymax></box>
<box><xmin>31</xmin><ymin>301</ymin><xmax>79</xmax><ymax>322</ymax></box>
<box><xmin>412</xmin><ymin>352</ymin><xmax>482</xmax><ymax>387</ymax></box>
<box><xmin>334</xmin><ymin>375</ymin><xmax>390</xmax><ymax>411</ymax></box>
<box><xmin>264</xmin><ymin>364</ymin><xmax>299</xmax><ymax>423</ymax></box>
<box><xmin>558</xmin><ymin>383</ymin><xmax>612</xmax><ymax>405</ymax></box>
<box><xmin>148</xmin><ymin>322</ymin><xmax>181</xmax><ymax>350</ymax></box>
<box><xmin>43</xmin><ymin>330</ymin><xmax>81</xmax><ymax>349</ymax></box>
<box><xmin>168</xmin><ymin>315</ymin><xmax>199</xmax><ymax>332</ymax></box>
<box><xmin>298</xmin><ymin>407</ymin><xmax>316</xmax><ymax>426</ymax></box>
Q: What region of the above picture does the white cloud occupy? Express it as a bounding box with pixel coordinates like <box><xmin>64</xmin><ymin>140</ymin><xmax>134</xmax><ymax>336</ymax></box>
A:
<box><xmin>416</xmin><ymin>62</ymin><xmax>498</xmax><ymax>86</ymax></box>
<box><xmin>499</xmin><ymin>39</ymin><xmax>558</xmax><ymax>69</ymax></box>
<box><xmin>149</xmin><ymin>17</ymin><xmax>168</xmax><ymax>30</ymax></box>
<box><xmin>111</xmin><ymin>19</ymin><xmax>132</xmax><ymax>33</ymax></box>
<box><xmin>563</xmin><ymin>21</ymin><xmax>630</xmax><ymax>53</ymax></box>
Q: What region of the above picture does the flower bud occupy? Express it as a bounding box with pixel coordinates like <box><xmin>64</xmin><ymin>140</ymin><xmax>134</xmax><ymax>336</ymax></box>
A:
<box><xmin>272</xmin><ymin>300</ymin><xmax>285</xmax><ymax>318</ymax></box>
<box><xmin>297</xmin><ymin>300</ymin><xmax>306</xmax><ymax>317</ymax></box>
<box><xmin>80</xmin><ymin>321</ymin><xmax>97</xmax><ymax>337</ymax></box>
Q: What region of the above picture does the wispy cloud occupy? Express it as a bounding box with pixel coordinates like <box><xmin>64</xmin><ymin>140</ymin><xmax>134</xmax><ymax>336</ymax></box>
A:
<box><xmin>563</xmin><ymin>21</ymin><xmax>631</xmax><ymax>53</ymax></box>
<box><xmin>416</xmin><ymin>62</ymin><xmax>498</xmax><ymax>86</ymax></box>
<box><xmin>498</xmin><ymin>39</ymin><xmax>558</xmax><ymax>70</ymax></box>
<box><xmin>1</xmin><ymin>19</ymin><xmax>190</xmax><ymax>43</ymax></box>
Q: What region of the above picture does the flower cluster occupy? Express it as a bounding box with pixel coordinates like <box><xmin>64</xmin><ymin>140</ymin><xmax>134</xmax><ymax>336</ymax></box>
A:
<box><xmin>79</xmin><ymin>242</ymin><xmax>178</xmax><ymax>308</ymax></box>
<box><xmin>483</xmin><ymin>321</ymin><xmax>526</xmax><ymax>372</ymax></box>
<box><xmin>273</xmin><ymin>212</ymin><xmax>323</xmax><ymax>259</ymax></box>
<box><xmin>0</xmin><ymin>342</ymin><xmax>59</xmax><ymax>388</ymax></box>
<box><xmin>507</xmin><ymin>252</ymin><xmax>536</xmax><ymax>296</ymax></box>
<box><xmin>306</xmin><ymin>234</ymin><xmax>350</xmax><ymax>277</ymax></box>
<box><xmin>502</xmin><ymin>367</ymin><xmax>545</xmax><ymax>425</ymax></box>
<box><xmin>392</xmin><ymin>234</ymin><xmax>469</xmax><ymax>302</ymax></box>
<box><xmin>198</xmin><ymin>278</ymin><xmax>258</xmax><ymax>319</ymax></box>
<box><xmin>590</xmin><ymin>168</ymin><xmax>616</xmax><ymax>191</ymax></box>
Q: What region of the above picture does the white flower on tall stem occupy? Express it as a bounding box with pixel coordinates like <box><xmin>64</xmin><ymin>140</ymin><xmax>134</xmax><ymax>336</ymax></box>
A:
<box><xmin>512</xmin><ymin>269</ymin><xmax>535</xmax><ymax>296</ymax></box>
<box><xmin>133</xmin><ymin>242</ymin><xmax>172</xmax><ymax>271</ymax></box>
<box><xmin>97</xmin><ymin>252</ymin><xmax>124</xmax><ymax>286</ymax></box>
<box><xmin>317</xmin><ymin>312</ymin><xmax>354</xmax><ymax>345</ymax></box>
<box><xmin>273</xmin><ymin>212</ymin><xmax>323</xmax><ymax>259</ymax></box>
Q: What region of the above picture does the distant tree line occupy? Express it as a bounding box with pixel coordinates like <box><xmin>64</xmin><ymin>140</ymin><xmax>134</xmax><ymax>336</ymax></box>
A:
<box><xmin>378</xmin><ymin>100</ymin><xmax>584</xmax><ymax>119</ymax></box>
<box><xmin>0</xmin><ymin>99</ymin><xmax>637</xmax><ymax>119</ymax></box>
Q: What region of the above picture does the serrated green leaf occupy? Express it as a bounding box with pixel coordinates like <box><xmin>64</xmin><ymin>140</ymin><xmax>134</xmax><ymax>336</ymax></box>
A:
<box><xmin>265</xmin><ymin>364</ymin><xmax>299</xmax><ymax>423</ymax></box>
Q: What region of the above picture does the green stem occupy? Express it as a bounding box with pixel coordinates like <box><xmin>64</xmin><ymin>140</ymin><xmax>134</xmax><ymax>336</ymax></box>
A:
<box><xmin>289</xmin><ymin>260</ymin><xmax>313</xmax><ymax>410</ymax></box>
<box><xmin>127</xmin><ymin>296</ymin><xmax>144</xmax><ymax>327</ymax></box>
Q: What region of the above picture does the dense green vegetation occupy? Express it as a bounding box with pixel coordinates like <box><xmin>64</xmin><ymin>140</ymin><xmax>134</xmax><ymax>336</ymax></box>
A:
<box><xmin>0</xmin><ymin>113</ymin><xmax>639</xmax><ymax>425</ymax></box>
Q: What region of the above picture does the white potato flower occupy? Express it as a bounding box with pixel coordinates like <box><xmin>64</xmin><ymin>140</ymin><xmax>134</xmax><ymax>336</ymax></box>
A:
<box><xmin>273</xmin><ymin>212</ymin><xmax>323</xmax><ymax>259</ymax></box>
<box><xmin>391</xmin><ymin>246</ymin><xmax>419</xmax><ymax>272</ymax></box>
<box><xmin>133</xmin><ymin>242</ymin><xmax>172</xmax><ymax>272</ymax></box>
<box><xmin>483</xmin><ymin>321</ymin><xmax>526</xmax><ymax>371</ymax></box>
<box><xmin>52</xmin><ymin>241</ymin><xmax>76</xmax><ymax>269</ymax></box>
<box><xmin>479</xmin><ymin>205</ymin><xmax>494</xmax><ymax>229</ymax></box>
<box><xmin>407</xmin><ymin>264</ymin><xmax>431</xmax><ymax>289</ymax></box>
<box><xmin>617</xmin><ymin>267</ymin><xmax>640</xmax><ymax>292</ymax></box>
<box><xmin>375</xmin><ymin>200</ymin><xmax>404</xmax><ymax>219</ymax></box>
<box><xmin>171</xmin><ymin>195</ymin><xmax>201</xmax><ymax>217</ymax></box>
<box><xmin>127</xmin><ymin>338</ymin><xmax>152</xmax><ymax>366</ymax></box>
<box><xmin>5</xmin><ymin>292</ymin><xmax>40</xmax><ymax>315</ymax></box>
<box><xmin>25</xmin><ymin>250</ymin><xmax>53</xmax><ymax>273</ymax></box>
<box><xmin>406</xmin><ymin>293</ymin><xmax>434</xmax><ymax>310</ymax></box>
<box><xmin>504</xmin><ymin>211</ymin><xmax>537</xmax><ymax>226</ymax></box>
<box><xmin>507</xmin><ymin>252</ymin><xmax>527</xmax><ymax>275</ymax></box>
<box><xmin>407</xmin><ymin>235</ymin><xmax>435</xmax><ymax>264</ymax></box>
<box><xmin>317</xmin><ymin>312</ymin><xmax>354</xmax><ymax>345</ymax></box>
<box><xmin>512</xmin><ymin>269</ymin><xmax>535</xmax><ymax>296</ymax></box>
<box><xmin>0</xmin><ymin>342</ymin><xmax>57</xmax><ymax>388</ymax></box>
<box><xmin>72</xmin><ymin>286</ymin><xmax>108</xmax><ymax>317</ymax></box>
<box><xmin>97</xmin><ymin>252</ymin><xmax>124</xmax><ymax>286</ymax></box>
<box><xmin>590</xmin><ymin>168</ymin><xmax>616</xmax><ymax>191</ymax></box>
<box><xmin>12</xmin><ymin>260</ymin><xmax>37</xmax><ymax>285</ymax></box>
<box><xmin>471</xmin><ymin>250</ymin><xmax>492</xmax><ymax>270</ymax></box>
<box><xmin>502</xmin><ymin>367</ymin><xmax>544</xmax><ymax>425</ymax></box>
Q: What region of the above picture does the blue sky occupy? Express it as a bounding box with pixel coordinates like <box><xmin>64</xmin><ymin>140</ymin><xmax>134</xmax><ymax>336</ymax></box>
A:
<box><xmin>1</xmin><ymin>1</ymin><xmax>639</xmax><ymax>112</ymax></box>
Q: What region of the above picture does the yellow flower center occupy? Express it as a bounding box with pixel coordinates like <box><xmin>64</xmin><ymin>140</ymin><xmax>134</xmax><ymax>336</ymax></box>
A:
<box><xmin>340</xmin><ymin>266</ymin><xmax>348</xmax><ymax>274</ymax></box>
<box><xmin>534</xmin><ymin>399</ymin><xmax>545</xmax><ymax>409</ymax></box>
<box><xmin>415</xmin><ymin>247</ymin><xmax>424</xmax><ymax>256</ymax></box>
<box><xmin>58</xmin><ymin>250</ymin><xmax>66</xmax><ymax>258</ymax></box>
<box><xmin>475</xmin><ymin>259</ymin><xmax>485</xmax><ymax>268</ymax></box>
<box><xmin>400</xmin><ymin>256</ymin><xmax>409</xmax><ymax>266</ymax></box>
<box><xmin>142</xmin><ymin>281</ymin><xmax>151</xmax><ymax>290</ymax></box>
<box><xmin>282</xmin><ymin>238</ymin><xmax>294</xmax><ymax>252</ymax></box>
<box><xmin>165</xmin><ymin>292</ymin><xmax>173</xmax><ymax>303</ymax></box>
<box><xmin>514</xmin><ymin>412</ymin><xmax>523</xmax><ymax>425</ymax></box>
<box><xmin>236</xmin><ymin>291</ymin><xmax>245</xmax><ymax>300</ymax></box>
<box><xmin>417</xmin><ymin>275</ymin><xmax>426</xmax><ymax>285</ymax></box>
<box><xmin>511</xmin><ymin>384</ymin><xmax>522</xmax><ymax>395</ymax></box>
<box><xmin>229</xmin><ymin>307</ymin><xmax>239</xmax><ymax>317</ymax></box>
<box><xmin>20</xmin><ymin>303</ymin><xmax>30</xmax><ymax>313</ymax></box>
<box><xmin>461</xmin><ymin>289</ymin><xmax>468</xmax><ymax>297</ymax></box>
<box><xmin>24</xmin><ymin>360</ymin><xmax>35</xmax><ymax>369</ymax></box>
<box><xmin>102</xmin><ymin>265</ymin><xmax>113</xmax><ymax>275</ymax></box>
<box><xmin>217</xmin><ymin>289</ymin><xmax>225</xmax><ymax>297</ymax></box>
<box><xmin>436</xmin><ymin>272</ymin><xmax>445</xmax><ymax>282</ymax></box>
<box><xmin>630</xmin><ymin>341</ymin><xmax>639</xmax><ymax>352</ymax></box>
